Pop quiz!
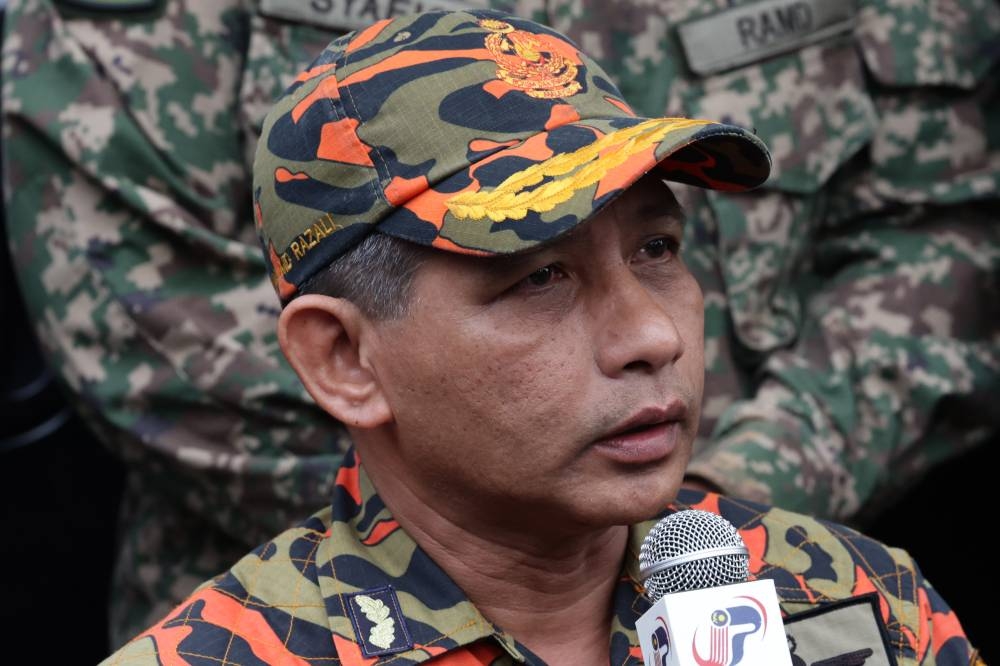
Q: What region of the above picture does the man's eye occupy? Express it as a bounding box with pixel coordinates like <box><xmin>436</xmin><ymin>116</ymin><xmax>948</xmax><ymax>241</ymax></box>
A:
<box><xmin>523</xmin><ymin>265</ymin><xmax>562</xmax><ymax>288</ymax></box>
<box><xmin>640</xmin><ymin>237</ymin><xmax>677</xmax><ymax>260</ymax></box>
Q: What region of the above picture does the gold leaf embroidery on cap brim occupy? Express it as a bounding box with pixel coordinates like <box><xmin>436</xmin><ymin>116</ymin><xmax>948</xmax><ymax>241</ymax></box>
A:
<box><xmin>446</xmin><ymin>118</ymin><xmax>711</xmax><ymax>223</ymax></box>
<box><xmin>481</xmin><ymin>19</ymin><xmax>581</xmax><ymax>99</ymax></box>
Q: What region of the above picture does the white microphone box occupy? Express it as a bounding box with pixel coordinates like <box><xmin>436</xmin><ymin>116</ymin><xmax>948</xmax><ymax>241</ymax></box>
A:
<box><xmin>636</xmin><ymin>578</ymin><xmax>792</xmax><ymax>666</ymax></box>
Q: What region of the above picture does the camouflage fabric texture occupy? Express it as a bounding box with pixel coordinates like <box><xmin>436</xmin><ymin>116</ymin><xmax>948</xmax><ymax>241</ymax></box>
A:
<box><xmin>1</xmin><ymin>0</ymin><xmax>356</xmax><ymax>644</ymax></box>
<box><xmin>100</xmin><ymin>451</ymin><xmax>981</xmax><ymax>665</ymax></box>
<box><xmin>251</xmin><ymin>8</ymin><xmax>769</xmax><ymax>303</ymax></box>
<box><xmin>3</xmin><ymin>0</ymin><xmax>998</xmax><ymax>647</ymax></box>
<box><xmin>515</xmin><ymin>0</ymin><xmax>1000</xmax><ymax>519</ymax></box>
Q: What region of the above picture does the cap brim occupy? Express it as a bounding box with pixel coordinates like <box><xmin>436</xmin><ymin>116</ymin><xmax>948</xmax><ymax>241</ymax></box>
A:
<box><xmin>375</xmin><ymin>116</ymin><xmax>770</xmax><ymax>256</ymax></box>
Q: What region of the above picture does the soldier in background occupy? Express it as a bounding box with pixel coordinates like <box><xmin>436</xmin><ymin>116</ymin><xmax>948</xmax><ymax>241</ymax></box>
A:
<box><xmin>2</xmin><ymin>0</ymin><xmax>353</xmax><ymax>645</ymax></box>
<box><xmin>2</xmin><ymin>0</ymin><xmax>997</xmax><ymax>647</ymax></box>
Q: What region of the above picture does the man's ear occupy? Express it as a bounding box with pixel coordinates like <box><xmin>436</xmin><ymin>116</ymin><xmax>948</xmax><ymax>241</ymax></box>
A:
<box><xmin>278</xmin><ymin>294</ymin><xmax>392</xmax><ymax>428</ymax></box>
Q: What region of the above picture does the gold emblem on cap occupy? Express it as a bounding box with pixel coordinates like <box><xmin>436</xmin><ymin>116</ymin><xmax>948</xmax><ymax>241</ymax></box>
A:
<box><xmin>480</xmin><ymin>19</ymin><xmax>581</xmax><ymax>99</ymax></box>
<box><xmin>446</xmin><ymin>118</ymin><xmax>711</xmax><ymax>223</ymax></box>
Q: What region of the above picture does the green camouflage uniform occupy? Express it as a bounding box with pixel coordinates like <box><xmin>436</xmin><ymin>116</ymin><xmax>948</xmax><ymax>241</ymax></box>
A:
<box><xmin>1</xmin><ymin>0</ymin><xmax>355</xmax><ymax>645</ymax></box>
<box><xmin>515</xmin><ymin>0</ymin><xmax>1000</xmax><ymax>518</ymax></box>
<box><xmin>3</xmin><ymin>0</ymin><xmax>998</xmax><ymax>647</ymax></box>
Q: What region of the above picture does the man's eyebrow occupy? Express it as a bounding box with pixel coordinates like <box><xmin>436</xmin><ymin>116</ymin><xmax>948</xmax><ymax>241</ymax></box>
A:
<box><xmin>476</xmin><ymin>246</ymin><xmax>551</xmax><ymax>278</ymax></box>
<box><xmin>635</xmin><ymin>201</ymin><xmax>687</xmax><ymax>227</ymax></box>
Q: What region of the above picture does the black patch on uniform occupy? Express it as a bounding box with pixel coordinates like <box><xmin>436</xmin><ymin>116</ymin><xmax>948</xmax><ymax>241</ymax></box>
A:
<box><xmin>784</xmin><ymin>594</ymin><xmax>897</xmax><ymax>666</ymax></box>
<box><xmin>345</xmin><ymin>585</ymin><xmax>413</xmax><ymax>658</ymax></box>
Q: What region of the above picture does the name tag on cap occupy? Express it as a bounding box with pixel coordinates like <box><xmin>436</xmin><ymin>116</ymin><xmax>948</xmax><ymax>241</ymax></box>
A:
<box><xmin>260</xmin><ymin>0</ymin><xmax>489</xmax><ymax>33</ymax></box>
<box><xmin>677</xmin><ymin>0</ymin><xmax>857</xmax><ymax>76</ymax></box>
<box><xmin>783</xmin><ymin>594</ymin><xmax>898</xmax><ymax>666</ymax></box>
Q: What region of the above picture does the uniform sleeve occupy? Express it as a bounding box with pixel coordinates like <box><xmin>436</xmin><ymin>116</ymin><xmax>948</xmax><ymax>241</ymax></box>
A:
<box><xmin>916</xmin><ymin>569</ymin><xmax>984</xmax><ymax>666</ymax></box>
<box><xmin>1</xmin><ymin>0</ymin><xmax>351</xmax><ymax>641</ymax></box>
<box><xmin>2</xmin><ymin>0</ymin><xmax>350</xmax><ymax>543</ymax></box>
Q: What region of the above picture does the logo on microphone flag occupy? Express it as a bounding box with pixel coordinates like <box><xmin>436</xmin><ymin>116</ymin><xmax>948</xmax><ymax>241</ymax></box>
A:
<box><xmin>649</xmin><ymin>616</ymin><xmax>672</xmax><ymax>666</ymax></box>
<box><xmin>692</xmin><ymin>596</ymin><xmax>767</xmax><ymax>666</ymax></box>
<box><xmin>637</xmin><ymin>579</ymin><xmax>792</xmax><ymax>666</ymax></box>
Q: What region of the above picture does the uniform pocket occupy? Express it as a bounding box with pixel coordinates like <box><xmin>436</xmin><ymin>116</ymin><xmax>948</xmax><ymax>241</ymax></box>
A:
<box><xmin>669</xmin><ymin>22</ymin><xmax>878</xmax><ymax>352</ymax></box>
<box><xmin>675</xmin><ymin>17</ymin><xmax>877</xmax><ymax>195</ymax></box>
<box><xmin>855</xmin><ymin>0</ymin><xmax>1000</xmax><ymax>203</ymax></box>
<box><xmin>856</xmin><ymin>0</ymin><xmax>1000</xmax><ymax>89</ymax></box>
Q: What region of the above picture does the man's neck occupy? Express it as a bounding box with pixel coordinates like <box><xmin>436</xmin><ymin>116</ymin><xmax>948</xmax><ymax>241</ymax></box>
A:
<box><xmin>362</xmin><ymin>456</ymin><xmax>629</xmax><ymax>666</ymax></box>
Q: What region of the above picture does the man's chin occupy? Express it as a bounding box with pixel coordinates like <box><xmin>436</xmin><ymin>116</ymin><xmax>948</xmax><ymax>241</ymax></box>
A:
<box><xmin>562</xmin><ymin>478</ymin><xmax>684</xmax><ymax>529</ymax></box>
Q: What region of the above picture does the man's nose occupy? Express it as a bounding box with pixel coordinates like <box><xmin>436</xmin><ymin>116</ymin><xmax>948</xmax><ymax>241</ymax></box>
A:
<box><xmin>592</xmin><ymin>271</ymin><xmax>685</xmax><ymax>377</ymax></box>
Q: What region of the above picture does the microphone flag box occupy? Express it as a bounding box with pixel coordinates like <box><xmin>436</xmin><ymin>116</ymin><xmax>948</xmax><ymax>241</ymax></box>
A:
<box><xmin>636</xmin><ymin>578</ymin><xmax>792</xmax><ymax>666</ymax></box>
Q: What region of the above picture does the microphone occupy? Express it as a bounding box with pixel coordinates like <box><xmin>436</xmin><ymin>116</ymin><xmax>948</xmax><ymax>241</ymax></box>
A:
<box><xmin>636</xmin><ymin>510</ymin><xmax>792</xmax><ymax>666</ymax></box>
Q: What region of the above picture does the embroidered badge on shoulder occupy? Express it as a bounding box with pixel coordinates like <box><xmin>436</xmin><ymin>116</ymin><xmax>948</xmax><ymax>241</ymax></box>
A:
<box><xmin>784</xmin><ymin>594</ymin><xmax>897</xmax><ymax>666</ymax></box>
<box><xmin>346</xmin><ymin>586</ymin><xmax>413</xmax><ymax>658</ymax></box>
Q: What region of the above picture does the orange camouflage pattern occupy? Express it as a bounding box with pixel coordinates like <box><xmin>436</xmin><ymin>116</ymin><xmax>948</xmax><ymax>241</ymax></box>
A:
<box><xmin>101</xmin><ymin>449</ymin><xmax>978</xmax><ymax>665</ymax></box>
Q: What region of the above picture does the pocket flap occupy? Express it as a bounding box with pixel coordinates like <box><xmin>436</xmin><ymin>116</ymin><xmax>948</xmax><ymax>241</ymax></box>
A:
<box><xmin>677</xmin><ymin>35</ymin><xmax>877</xmax><ymax>193</ymax></box>
<box><xmin>856</xmin><ymin>0</ymin><xmax>1000</xmax><ymax>89</ymax></box>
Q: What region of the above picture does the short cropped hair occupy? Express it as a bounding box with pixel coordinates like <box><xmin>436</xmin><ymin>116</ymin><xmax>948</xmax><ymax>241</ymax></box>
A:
<box><xmin>297</xmin><ymin>233</ymin><xmax>429</xmax><ymax>320</ymax></box>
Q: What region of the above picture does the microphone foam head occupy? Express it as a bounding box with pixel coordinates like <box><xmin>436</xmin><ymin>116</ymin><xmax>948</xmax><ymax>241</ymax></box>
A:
<box><xmin>639</xmin><ymin>509</ymin><xmax>749</xmax><ymax>602</ymax></box>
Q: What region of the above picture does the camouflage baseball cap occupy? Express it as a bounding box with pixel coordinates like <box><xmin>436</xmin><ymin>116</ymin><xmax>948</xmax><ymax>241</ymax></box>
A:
<box><xmin>253</xmin><ymin>9</ymin><xmax>771</xmax><ymax>302</ymax></box>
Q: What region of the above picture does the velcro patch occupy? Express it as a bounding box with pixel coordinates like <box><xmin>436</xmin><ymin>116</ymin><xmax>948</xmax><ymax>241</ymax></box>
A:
<box><xmin>677</xmin><ymin>0</ymin><xmax>857</xmax><ymax>76</ymax></box>
<box><xmin>784</xmin><ymin>594</ymin><xmax>897</xmax><ymax>666</ymax></box>
<box><xmin>260</xmin><ymin>0</ymin><xmax>489</xmax><ymax>33</ymax></box>
<box><xmin>346</xmin><ymin>585</ymin><xmax>413</xmax><ymax>658</ymax></box>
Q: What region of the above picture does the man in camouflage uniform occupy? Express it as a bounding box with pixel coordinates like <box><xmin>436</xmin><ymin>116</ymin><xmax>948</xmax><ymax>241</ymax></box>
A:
<box><xmin>99</xmin><ymin>10</ymin><xmax>982</xmax><ymax>663</ymax></box>
<box><xmin>3</xmin><ymin>0</ymin><xmax>997</xmax><ymax>647</ymax></box>
<box><xmin>516</xmin><ymin>0</ymin><xmax>1000</xmax><ymax>519</ymax></box>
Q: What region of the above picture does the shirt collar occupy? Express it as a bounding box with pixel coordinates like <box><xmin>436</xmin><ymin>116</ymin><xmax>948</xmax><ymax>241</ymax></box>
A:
<box><xmin>316</xmin><ymin>450</ymin><xmax>654</xmax><ymax>664</ymax></box>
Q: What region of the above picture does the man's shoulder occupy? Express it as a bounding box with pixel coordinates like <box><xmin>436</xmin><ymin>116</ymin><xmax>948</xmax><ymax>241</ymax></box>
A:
<box><xmin>665</xmin><ymin>490</ymin><xmax>918</xmax><ymax>600</ymax></box>
<box><xmin>99</xmin><ymin>508</ymin><xmax>338</xmax><ymax>665</ymax></box>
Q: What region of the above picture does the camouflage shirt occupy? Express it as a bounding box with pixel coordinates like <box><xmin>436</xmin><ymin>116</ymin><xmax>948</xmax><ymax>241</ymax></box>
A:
<box><xmin>100</xmin><ymin>450</ymin><xmax>980</xmax><ymax>666</ymax></box>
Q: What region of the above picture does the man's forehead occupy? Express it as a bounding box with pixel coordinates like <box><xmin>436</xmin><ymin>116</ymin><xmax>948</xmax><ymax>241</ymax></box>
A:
<box><xmin>622</xmin><ymin>176</ymin><xmax>686</xmax><ymax>220</ymax></box>
<box><xmin>539</xmin><ymin>176</ymin><xmax>687</xmax><ymax>246</ymax></box>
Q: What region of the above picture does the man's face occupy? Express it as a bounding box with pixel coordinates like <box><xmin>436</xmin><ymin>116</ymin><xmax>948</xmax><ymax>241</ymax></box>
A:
<box><xmin>365</xmin><ymin>175</ymin><xmax>704</xmax><ymax>533</ymax></box>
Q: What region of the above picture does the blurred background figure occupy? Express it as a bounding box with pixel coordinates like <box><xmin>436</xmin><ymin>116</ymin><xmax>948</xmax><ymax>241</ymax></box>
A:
<box><xmin>1</xmin><ymin>0</ymin><xmax>355</xmax><ymax>650</ymax></box>
<box><xmin>2</xmin><ymin>0</ymin><xmax>997</xmax><ymax>660</ymax></box>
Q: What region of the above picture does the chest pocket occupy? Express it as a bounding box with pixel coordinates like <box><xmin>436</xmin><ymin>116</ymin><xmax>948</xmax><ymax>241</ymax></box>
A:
<box><xmin>674</xmin><ymin>0</ymin><xmax>1000</xmax><ymax>200</ymax></box>
<box><xmin>662</xmin><ymin>0</ymin><xmax>999</xmax><ymax>353</ymax></box>
<box><xmin>673</xmin><ymin>0</ymin><xmax>1000</xmax><ymax>200</ymax></box>
<box><xmin>856</xmin><ymin>0</ymin><xmax>1000</xmax><ymax>205</ymax></box>
<box><xmin>673</xmin><ymin>0</ymin><xmax>871</xmax><ymax>195</ymax></box>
